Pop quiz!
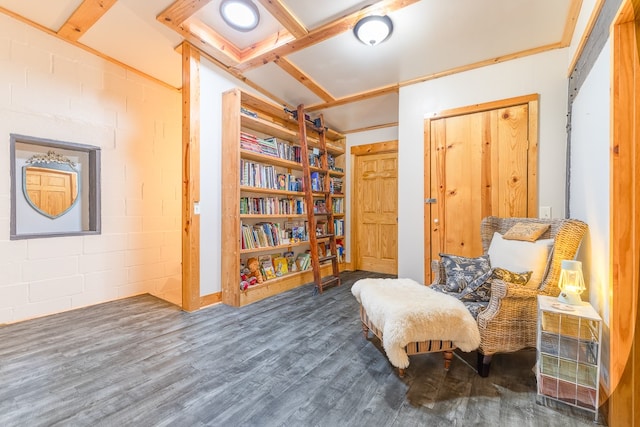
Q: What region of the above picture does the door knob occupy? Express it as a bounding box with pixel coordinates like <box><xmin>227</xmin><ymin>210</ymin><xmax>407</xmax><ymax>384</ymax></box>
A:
<box><xmin>434</xmin><ymin>218</ymin><xmax>439</xmax><ymax>223</ymax></box>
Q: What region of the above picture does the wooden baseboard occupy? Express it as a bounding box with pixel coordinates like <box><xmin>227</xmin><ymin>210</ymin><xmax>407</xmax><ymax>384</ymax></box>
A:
<box><xmin>200</xmin><ymin>292</ymin><xmax>222</xmax><ymax>308</ymax></box>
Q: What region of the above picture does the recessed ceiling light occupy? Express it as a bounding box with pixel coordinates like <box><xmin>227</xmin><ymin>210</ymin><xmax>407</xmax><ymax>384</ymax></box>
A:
<box><xmin>354</xmin><ymin>15</ymin><xmax>393</xmax><ymax>46</ymax></box>
<box><xmin>220</xmin><ymin>0</ymin><xmax>260</xmax><ymax>32</ymax></box>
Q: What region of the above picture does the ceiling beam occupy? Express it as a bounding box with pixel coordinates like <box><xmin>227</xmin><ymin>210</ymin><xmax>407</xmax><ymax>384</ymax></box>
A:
<box><xmin>57</xmin><ymin>0</ymin><xmax>118</xmax><ymax>41</ymax></box>
<box><xmin>274</xmin><ymin>57</ymin><xmax>335</xmax><ymax>102</ymax></box>
<box><xmin>239</xmin><ymin>28</ymin><xmax>295</xmax><ymax>60</ymax></box>
<box><xmin>157</xmin><ymin>0</ymin><xmax>213</xmax><ymax>26</ymax></box>
<box><xmin>306</xmin><ymin>84</ymin><xmax>398</xmax><ymax>112</ymax></box>
<box><xmin>256</xmin><ymin>0</ymin><xmax>307</xmax><ymax>38</ymax></box>
<box><xmin>176</xmin><ymin>42</ymin><xmax>291</xmax><ymax>109</ymax></box>
<box><xmin>234</xmin><ymin>0</ymin><xmax>419</xmax><ymax>72</ymax></box>
<box><xmin>560</xmin><ymin>0</ymin><xmax>584</xmax><ymax>47</ymax></box>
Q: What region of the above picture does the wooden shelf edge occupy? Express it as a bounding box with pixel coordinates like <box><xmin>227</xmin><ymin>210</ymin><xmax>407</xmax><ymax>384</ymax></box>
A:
<box><xmin>241</xmin><ymin>241</ymin><xmax>310</xmax><ymax>254</ymax></box>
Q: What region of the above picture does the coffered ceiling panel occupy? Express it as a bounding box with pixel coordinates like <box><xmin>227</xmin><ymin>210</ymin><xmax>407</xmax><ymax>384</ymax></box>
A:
<box><xmin>287</xmin><ymin>0</ymin><xmax>573</xmax><ymax>99</ymax></box>
<box><xmin>283</xmin><ymin>0</ymin><xmax>373</xmax><ymax>30</ymax></box>
<box><xmin>0</xmin><ymin>0</ymin><xmax>83</xmax><ymax>32</ymax></box>
<box><xmin>321</xmin><ymin>92</ymin><xmax>399</xmax><ymax>133</ymax></box>
<box><xmin>243</xmin><ymin>62</ymin><xmax>324</xmax><ymax>108</ymax></box>
<box><xmin>79</xmin><ymin>1</ymin><xmax>183</xmax><ymax>88</ymax></box>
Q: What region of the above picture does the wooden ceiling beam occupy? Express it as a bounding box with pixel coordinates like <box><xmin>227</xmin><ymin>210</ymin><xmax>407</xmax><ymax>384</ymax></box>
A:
<box><xmin>240</xmin><ymin>29</ymin><xmax>295</xmax><ymax>60</ymax></box>
<box><xmin>274</xmin><ymin>57</ymin><xmax>335</xmax><ymax>102</ymax></box>
<box><xmin>157</xmin><ymin>0</ymin><xmax>213</xmax><ymax>26</ymax></box>
<box><xmin>256</xmin><ymin>0</ymin><xmax>307</xmax><ymax>38</ymax></box>
<box><xmin>560</xmin><ymin>0</ymin><xmax>584</xmax><ymax>47</ymax></box>
<box><xmin>182</xmin><ymin>18</ymin><xmax>243</xmax><ymax>63</ymax></box>
<box><xmin>57</xmin><ymin>0</ymin><xmax>118</xmax><ymax>41</ymax></box>
<box><xmin>234</xmin><ymin>0</ymin><xmax>419</xmax><ymax>72</ymax></box>
<box><xmin>306</xmin><ymin>84</ymin><xmax>398</xmax><ymax>112</ymax></box>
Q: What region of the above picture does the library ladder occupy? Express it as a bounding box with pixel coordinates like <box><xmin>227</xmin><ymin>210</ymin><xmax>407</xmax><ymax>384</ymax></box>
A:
<box><xmin>296</xmin><ymin>104</ymin><xmax>341</xmax><ymax>293</ymax></box>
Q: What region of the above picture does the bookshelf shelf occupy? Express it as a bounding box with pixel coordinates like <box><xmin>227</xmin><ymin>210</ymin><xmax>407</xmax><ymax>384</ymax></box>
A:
<box><xmin>240</xmin><ymin>241</ymin><xmax>309</xmax><ymax>254</ymax></box>
<box><xmin>222</xmin><ymin>88</ymin><xmax>347</xmax><ymax>307</ymax></box>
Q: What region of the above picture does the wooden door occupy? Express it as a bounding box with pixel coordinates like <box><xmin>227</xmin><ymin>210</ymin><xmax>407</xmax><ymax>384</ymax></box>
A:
<box><xmin>353</xmin><ymin>142</ymin><xmax>398</xmax><ymax>274</ymax></box>
<box><xmin>424</xmin><ymin>95</ymin><xmax>538</xmax><ymax>282</ymax></box>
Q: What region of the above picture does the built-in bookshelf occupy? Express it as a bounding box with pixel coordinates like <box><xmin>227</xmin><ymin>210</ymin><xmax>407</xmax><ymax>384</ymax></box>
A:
<box><xmin>221</xmin><ymin>88</ymin><xmax>346</xmax><ymax>307</ymax></box>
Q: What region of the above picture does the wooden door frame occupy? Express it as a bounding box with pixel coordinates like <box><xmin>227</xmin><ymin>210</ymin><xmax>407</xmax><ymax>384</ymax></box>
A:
<box><xmin>350</xmin><ymin>140</ymin><xmax>398</xmax><ymax>272</ymax></box>
<box><xmin>423</xmin><ymin>94</ymin><xmax>539</xmax><ymax>284</ymax></box>
<box><xmin>609</xmin><ymin>0</ymin><xmax>640</xmax><ymax>424</ymax></box>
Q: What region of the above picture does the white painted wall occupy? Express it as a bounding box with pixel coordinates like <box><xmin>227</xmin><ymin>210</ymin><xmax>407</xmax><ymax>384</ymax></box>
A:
<box><xmin>569</xmin><ymin>37</ymin><xmax>611</xmax><ymax>390</ymax></box>
<box><xmin>398</xmin><ymin>49</ymin><xmax>570</xmax><ymax>281</ymax></box>
<box><xmin>198</xmin><ymin>58</ymin><xmax>249</xmax><ymax>296</ymax></box>
<box><xmin>0</xmin><ymin>14</ymin><xmax>182</xmax><ymax>323</ymax></box>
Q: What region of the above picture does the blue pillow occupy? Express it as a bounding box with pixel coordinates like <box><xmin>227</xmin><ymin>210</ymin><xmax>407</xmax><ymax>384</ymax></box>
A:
<box><xmin>439</xmin><ymin>253</ymin><xmax>491</xmax><ymax>293</ymax></box>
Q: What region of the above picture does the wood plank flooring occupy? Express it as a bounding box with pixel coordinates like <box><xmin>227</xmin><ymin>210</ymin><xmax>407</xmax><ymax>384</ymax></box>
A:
<box><xmin>0</xmin><ymin>271</ymin><xmax>602</xmax><ymax>426</ymax></box>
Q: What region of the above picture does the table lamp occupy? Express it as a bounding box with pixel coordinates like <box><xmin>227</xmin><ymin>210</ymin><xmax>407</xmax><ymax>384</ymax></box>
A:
<box><xmin>557</xmin><ymin>260</ymin><xmax>585</xmax><ymax>305</ymax></box>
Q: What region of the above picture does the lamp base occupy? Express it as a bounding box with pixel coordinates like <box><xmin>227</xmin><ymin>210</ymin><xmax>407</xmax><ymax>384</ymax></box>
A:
<box><xmin>558</xmin><ymin>291</ymin><xmax>582</xmax><ymax>305</ymax></box>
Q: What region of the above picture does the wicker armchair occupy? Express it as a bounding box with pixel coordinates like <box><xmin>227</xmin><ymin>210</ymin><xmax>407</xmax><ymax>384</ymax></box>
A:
<box><xmin>431</xmin><ymin>216</ymin><xmax>588</xmax><ymax>376</ymax></box>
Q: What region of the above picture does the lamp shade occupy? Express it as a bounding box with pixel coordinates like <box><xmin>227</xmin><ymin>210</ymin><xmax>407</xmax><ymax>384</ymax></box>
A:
<box><xmin>557</xmin><ymin>260</ymin><xmax>585</xmax><ymax>305</ymax></box>
<box><xmin>354</xmin><ymin>15</ymin><xmax>393</xmax><ymax>46</ymax></box>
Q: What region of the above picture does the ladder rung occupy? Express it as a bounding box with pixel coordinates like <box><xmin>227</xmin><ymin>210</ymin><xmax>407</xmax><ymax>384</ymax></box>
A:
<box><xmin>316</xmin><ymin>234</ymin><xmax>335</xmax><ymax>239</ymax></box>
<box><xmin>320</xmin><ymin>276</ymin><xmax>340</xmax><ymax>287</ymax></box>
<box><xmin>319</xmin><ymin>255</ymin><xmax>337</xmax><ymax>263</ymax></box>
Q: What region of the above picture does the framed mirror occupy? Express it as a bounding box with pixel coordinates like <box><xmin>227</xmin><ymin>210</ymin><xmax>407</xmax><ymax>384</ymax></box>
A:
<box><xmin>10</xmin><ymin>134</ymin><xmax>101</xmax><ymax>240</ymax></box>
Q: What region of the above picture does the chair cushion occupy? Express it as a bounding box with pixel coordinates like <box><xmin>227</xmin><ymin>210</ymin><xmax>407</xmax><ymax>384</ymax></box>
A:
<box><xmin>503</xmin><ymin>222</ymin><xmax>550</xmax><ymax>242</ymax></box>
<box><xmin>430</xmin><ymin>283</ymin><xmax>488</xmax><ymax>319</ymax></box>
<box><xmin>439</xmin><ymin>253</ymin><xmax>491</xmax><ymax>293</ymax></box>
<box><xmin>487</xmin><ymin>232</ymin><xmax>554</xmax><ymax>288</ymax></box>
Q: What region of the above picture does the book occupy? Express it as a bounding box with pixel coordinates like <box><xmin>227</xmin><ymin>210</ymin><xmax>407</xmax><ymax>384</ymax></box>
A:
<box><xmin>273</xmin><ymin>256</ymin><xmax>288</xmax><ymax>276</ymax></box>
<box><xmin>259</xmin><ymin>255</ymin><xmax>276</xmax><ymax>280</ymax></box>
<box><xmin>284</xmin><ymin>251</ymin><xmax>297</xmax><ymax>272</ymax></box>
<box><xmin>296</xmin><ymin>253</ymin><xmax>311</xmax><ymax>271</ymax></box>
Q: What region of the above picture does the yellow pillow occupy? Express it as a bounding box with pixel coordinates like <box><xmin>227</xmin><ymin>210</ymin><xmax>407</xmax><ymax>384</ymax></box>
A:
<box><xmin>503</xmin><ymin>222</ymin><xmax>550</xmax><ymax>242</ymax></box>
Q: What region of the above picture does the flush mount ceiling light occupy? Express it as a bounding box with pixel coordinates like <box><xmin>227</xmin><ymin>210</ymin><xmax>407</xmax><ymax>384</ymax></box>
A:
<box><xmin>353</xmin><ymin>15</ymin><xmax>393</xmax><ymax>46</ymax></box>
<box><xmin>220</xmin><ymin>0</ymin><xmax>260</xmax><ymax>32</ymax></box>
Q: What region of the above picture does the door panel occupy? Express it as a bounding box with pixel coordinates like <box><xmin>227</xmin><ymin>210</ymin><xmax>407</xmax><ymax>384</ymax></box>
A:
<box><xmin>355</xmin><ymin>149</ymin><xmax>398</xmax><ymax>275</ymax></box>
<box><xmin>424</xmin><ymin>98</ymin><xmax>537</xmax><ymax>283</ymax></box>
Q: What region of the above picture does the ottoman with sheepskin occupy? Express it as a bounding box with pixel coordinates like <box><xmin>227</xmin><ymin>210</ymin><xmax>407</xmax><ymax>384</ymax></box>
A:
<box><xmin>351</xmin><ymin>278</ymin><xmax>481</xmax><ymax>377</ymax></box>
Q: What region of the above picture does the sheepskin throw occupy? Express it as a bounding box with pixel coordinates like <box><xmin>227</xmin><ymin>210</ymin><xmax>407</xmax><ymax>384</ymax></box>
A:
<box><xmin>351</xmin><ymin>278</ymin><xmax>481</xmax><ymax>369</ymax></box>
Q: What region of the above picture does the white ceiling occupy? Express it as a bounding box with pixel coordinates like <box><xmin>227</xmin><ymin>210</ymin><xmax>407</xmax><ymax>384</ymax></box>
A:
<box><xmin>0</xmin><ymin>0</ymin><xmax>580</xmax><ymax>133</ymax></box>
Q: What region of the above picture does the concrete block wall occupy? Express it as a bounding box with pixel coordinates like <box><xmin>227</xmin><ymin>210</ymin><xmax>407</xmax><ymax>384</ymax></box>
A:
<box><xmin>0</xmin><ymin>14</ymin><xmax>182</xmax><ymax>324</ymax></box>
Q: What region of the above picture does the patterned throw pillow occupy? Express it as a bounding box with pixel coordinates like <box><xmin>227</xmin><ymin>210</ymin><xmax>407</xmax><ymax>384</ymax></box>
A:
<box><xmin>491</xmin><ymin>267</ymin><xmax>532</xmax><ymax>285</ymax></box>
<box><xmin>439</xmin><ymin>253</ymin><xmax>491</xmax><ymax>293</ymax></box>
<box><xmin>459</xmin><ymin>267</ymin><xmax>532</xmax><ymax>303</ymax></box>
<box><xmin>503</xmin><ymin>222</ymin><xmax>550</xmax><ymax>242</ymax></box>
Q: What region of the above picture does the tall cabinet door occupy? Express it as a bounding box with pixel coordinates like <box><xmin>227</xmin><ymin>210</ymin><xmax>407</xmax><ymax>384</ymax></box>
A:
<box><xmin>355</xmin><ymin>150</ymin><xmax>398</xmax><ymax>275</ymax></box>
<box><xmin>424</xmin><ymin>96</ymin><xmax>538</xmax><ymax>282</ymax></box>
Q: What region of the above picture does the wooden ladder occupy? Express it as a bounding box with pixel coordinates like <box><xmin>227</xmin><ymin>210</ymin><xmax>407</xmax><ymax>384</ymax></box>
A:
<box><xmin>296</xmin><ymin>104</ymin><xmax>341</xmax><ymax>293</ymax></box>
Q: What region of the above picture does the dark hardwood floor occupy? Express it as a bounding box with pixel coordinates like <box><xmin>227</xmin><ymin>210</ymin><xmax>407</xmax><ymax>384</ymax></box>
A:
<box><xmin>0</xmin><ymin>271</ymin><xmax>601</xmax><ymax>426</ymax></box>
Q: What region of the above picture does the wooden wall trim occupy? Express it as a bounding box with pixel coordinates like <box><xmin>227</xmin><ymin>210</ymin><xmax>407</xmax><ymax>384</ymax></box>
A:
<box><xmin>181</xmin><ymin>42</ymin><xmax>201</xmax><ymax>311</ymax></box>
<box><xmin>567</xmin><ymin>0</ymin><xmax>606</xmax><ymax>76</ymax></box>
<box><xmin>350</xmin><ymin>141</ymin><xmax>399</xmax><ymax>272</ymax></box>
<box><xmin>350</xmin><ymin>140</ymin><xmax>398</xmax><ymax>156</ymax></box>
<box><xmin>429</xmin><ymin>93</ymin><xmax>539</xmax><ymax>120</ymax></box>
<box><xmin>609</xmin><ymin>2</ymin><xmax>640</xmax><ymax>425</ymax></box>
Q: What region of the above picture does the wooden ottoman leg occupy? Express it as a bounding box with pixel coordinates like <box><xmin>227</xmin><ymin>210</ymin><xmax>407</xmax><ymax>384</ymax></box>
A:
<box><xmin>398</xmin><ymin>367</ymin><xmax>405</xmax><ymax>378</ymax></box>
<box><xmin>362</xmin><ymin>322</ymin><xmax>369</xmax><ymax>339</ymax></box>
<box><xmin>443</xmin><ymin>350</ymin><xmax>454</xmax><ymax>370</ymax></box>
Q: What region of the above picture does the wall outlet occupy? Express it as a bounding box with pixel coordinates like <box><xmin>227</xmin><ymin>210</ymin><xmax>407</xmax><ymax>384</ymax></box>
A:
<box><xmin>539</xmin><ymin>206</ymin><xmax>551</xmax><ymax>219</ymax></box>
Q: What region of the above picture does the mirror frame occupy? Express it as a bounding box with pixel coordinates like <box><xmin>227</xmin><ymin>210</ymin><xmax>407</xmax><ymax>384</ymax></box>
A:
<box><xmin>10</xmin><ymin>134</ymin><xmax>101</xmax><ymax>240</ymax></box>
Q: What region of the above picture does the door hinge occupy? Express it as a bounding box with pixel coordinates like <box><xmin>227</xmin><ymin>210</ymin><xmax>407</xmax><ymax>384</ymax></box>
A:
<box><xmin>425</xmin><ymin>198</ymin><xmax>437</xmax><ymax>204</ymax></box>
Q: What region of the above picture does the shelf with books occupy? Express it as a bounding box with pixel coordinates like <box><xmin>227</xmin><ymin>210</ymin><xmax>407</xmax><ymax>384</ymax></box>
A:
<box><xmin>222</xmin><ymin>88</ymin><xmax>347</xmax><ymax>307</ymax></box>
